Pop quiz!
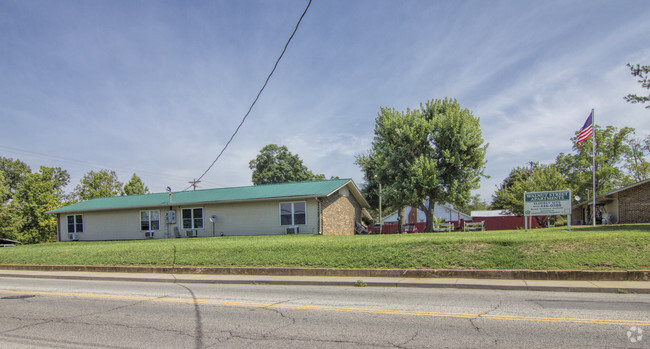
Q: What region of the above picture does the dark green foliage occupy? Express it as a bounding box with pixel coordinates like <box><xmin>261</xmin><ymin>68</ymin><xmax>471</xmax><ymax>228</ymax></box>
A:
<box><xmin>0</xmin><ymin>157</ymin><xmax>31</xmax><ymax>202</ymax></box>
<box><xmin>358</xmin><ymin>98</ymin><xmax>488</xmax><ymax>232</ymax></box>
<box><xmin>249</xmin><ymin>144</ymin><xmax>325</xmax><ymax>185</ymax></box>
<box><xmin>457</xmin><ymin>194</ymin><xmax>489</xmax><ymax>214</ymax></box>
<box><xmin>555</xmin><ymin>125</ymin><xmax>636</xmax><ymax>201</ymax></box>
<box><xmin>0</xmin><ymin>157</ymin><xmax>69</xmax><ymax>243</ymax></box>
<box><xmin>71</xmin><ymin>169</ymin><xmax>123</xmax><ymax>201</ymax></box>
<box><xmin>624</xmin><ymin>133</ymin><xmax>650</xmax><ymax>182</ymax></box>
<box><xmin>123</xmin><ymin>173</ymin><xmax>149</xmax><ymax>196</ymax></box>
<box><xmin>491</xmin><ymin>163</ymin><xmax>566</xmax><ymax>226</ymax></box>
<box><xmin>625</xmin><ymin>63</ymin><xmax>650</xmax><ymax>108</ymax></box>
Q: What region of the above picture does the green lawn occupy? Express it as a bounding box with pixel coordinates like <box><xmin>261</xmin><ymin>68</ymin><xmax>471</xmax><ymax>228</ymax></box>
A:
<box><xmin>0</xmin><ymin>224</ymin><xmax>648</xmax><ymax>270</ymax></box>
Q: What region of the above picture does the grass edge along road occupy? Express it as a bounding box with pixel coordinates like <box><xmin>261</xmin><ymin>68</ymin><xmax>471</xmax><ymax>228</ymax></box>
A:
<box><xmin>0</xmin><ymin>224</ymin><xmax>648</xmax><ymax>271</ymax></box>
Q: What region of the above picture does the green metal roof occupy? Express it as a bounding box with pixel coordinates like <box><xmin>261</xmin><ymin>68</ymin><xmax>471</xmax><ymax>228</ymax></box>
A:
<box><xmin>48</xmin><ymin>179</ymin><xmax>362</xmax><ymax>214</ymax></box>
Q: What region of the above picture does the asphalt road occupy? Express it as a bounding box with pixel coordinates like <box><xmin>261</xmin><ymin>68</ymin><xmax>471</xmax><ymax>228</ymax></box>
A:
<box><xmin>1</xmin><ymin>277</ymin><xmax>648</xmax><ymax>348</ymax></box>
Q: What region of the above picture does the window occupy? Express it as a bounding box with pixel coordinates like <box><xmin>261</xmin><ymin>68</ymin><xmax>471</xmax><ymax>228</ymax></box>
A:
<box><xmin>67</xmin><ymin>215</ymin><xmax>83</xmax><ymax>233</ymax></box>
<box><xmin>140</xmin><ymin>210</ymin><xmax>160</xmax><ymax>231</ymax></box>
<box><xmin>182</xmin><ymin>208</ymin><xmax>203</xmax><ymax>229</ymax></box>
<box><xmin>280</xmin><ymin>202</ymin><xmax>306</xmax><ymax>225</ymax></box>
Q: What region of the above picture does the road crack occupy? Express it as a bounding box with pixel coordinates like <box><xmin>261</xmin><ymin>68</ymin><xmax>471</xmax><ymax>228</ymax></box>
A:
<box><xmin>258</xmin><ymin>298</ymin><xmax>301</xmax><ymax>336</ymax></box>
<box><xmin>394</xmin><ymin>330</ymin><xmax>419</xmax><ymax>348</ymax></box>
<box><xmin>217</xmin><ymin>329</ymin><xmax>391</xmax><ymax>347</ymax></box>
<box><xmin>469</xmin><ymin>300</ymin><xmax>502</xmax><ymax>334</ymax></box>
<box><xmin>0</xmin><ymin>319</ymin><xmax>54</xmax><ymax>335</ymax></box>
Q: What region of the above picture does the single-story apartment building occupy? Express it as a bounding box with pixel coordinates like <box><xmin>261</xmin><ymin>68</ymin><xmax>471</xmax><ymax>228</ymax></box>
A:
<box><xmin>48</xmin><ymin>179</ymin><xmax>371</xmax><ymax>241</ymax></box>
<box><xmin>572</xmin><ymin>178</ymin><xmax>650</xmax><ymax>225</ymax></box>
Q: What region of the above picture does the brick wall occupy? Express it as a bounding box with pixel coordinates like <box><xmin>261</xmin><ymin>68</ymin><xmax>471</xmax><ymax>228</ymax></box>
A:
<box><xmin>408</xmin><ymin>208</ymin><xmax>418</xmax><ymax>224</ymax></box>
<box><xmin>618</xmin><ymin>181</ymin><xmax>650</xmax><ymax>223</ymax></box>
<box><xmin>321</xmin><ymin>191</ymin><xmax>361</xmax><ymax>235</ymax></box>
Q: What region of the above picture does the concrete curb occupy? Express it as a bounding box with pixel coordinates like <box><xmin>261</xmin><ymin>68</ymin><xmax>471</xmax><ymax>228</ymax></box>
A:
<box><xmin>1</xmin><ymin>264</ymin><xmax>649</xmax><ymax>281</ymax></box>
<box><xmin>1</xmin><ymin>270</ymin><xmax>649</xmax><ymax>294</ymax></box>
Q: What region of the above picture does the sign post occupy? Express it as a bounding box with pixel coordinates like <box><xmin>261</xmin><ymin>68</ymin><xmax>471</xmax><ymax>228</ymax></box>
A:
<box><xmin>524</xmin><ymin>190</ymin><xmax>572</xmax><ymax>232</ymax></box>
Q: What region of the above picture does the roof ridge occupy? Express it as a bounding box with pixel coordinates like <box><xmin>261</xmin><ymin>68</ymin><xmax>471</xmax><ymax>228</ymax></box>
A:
<box><xmin>47</xmin><ymin>178</ymin><xmax>358</xmax><ymax>214</ymax></box>
<box><xmin>170</xmin><ymin>178</ymin><xmax>351</xmax><ymax>195</ymax></box>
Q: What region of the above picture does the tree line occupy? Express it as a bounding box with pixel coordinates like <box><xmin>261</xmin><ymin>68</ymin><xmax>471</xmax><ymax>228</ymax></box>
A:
<box><xmin>0</xmin><ymin>145</ymin><xmax>330</xmax><ymax>244</ymax></box>
<box><xmin>491</xmin><ymin>125</ymin><xmax>649</xmax><ymax>226</ymax></box>
<box><xmin>0</xmin><ymin>157</ymin><xmax>148</xmax><ymax>243</ymax></box>
<box><xmin>2</xmin><ymin>63</ymin><xmax>646</xmax><ymax>242</ymax></box>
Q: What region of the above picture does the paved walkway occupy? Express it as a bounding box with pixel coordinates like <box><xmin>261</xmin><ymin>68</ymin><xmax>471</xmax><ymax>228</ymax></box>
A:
<box><xmin>1</xmin><ymin>269</ymin><xmax>649</xmax><ymax>293</ymax></box>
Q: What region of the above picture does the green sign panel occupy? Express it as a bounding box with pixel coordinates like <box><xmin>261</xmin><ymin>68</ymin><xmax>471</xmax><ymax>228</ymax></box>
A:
<box><xmin>524</xmin><ymin>190</ymin><xmax>572</xmax><ymax>216</ymax></box>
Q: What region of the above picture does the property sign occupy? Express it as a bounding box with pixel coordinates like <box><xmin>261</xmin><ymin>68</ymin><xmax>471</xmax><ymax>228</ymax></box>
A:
<box><xmin>524</xmin><ymin>190</ymin><xmax>572</xmax><ymax>216</ymax></box>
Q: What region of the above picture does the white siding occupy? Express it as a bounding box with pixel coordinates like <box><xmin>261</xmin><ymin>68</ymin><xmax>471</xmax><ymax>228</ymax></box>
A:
<box><xmin>602</xmin><ymin>198</ymin><xmax>619</xmax><ymax>224</ymax></box>
<box><xmin>61</xmin><ymin>209</ymin><xmax>143</xmax><ymax>241</ymax></box>
<box><xmin>201</xmin><ymin>199</ymin><xmax>319</xmax><ymax>236</ymax></box>
<box><xmin>59</xmin><ymin>198</ymin><xmax>320</xmax><ymax>241</ymax></box>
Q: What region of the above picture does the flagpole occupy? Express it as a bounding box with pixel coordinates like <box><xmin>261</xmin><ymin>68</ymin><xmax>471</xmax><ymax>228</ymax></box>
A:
<box><xmin>592</xmin><ymin>108</ymin><xmax>596</xmax><ymax>227</ymax></box>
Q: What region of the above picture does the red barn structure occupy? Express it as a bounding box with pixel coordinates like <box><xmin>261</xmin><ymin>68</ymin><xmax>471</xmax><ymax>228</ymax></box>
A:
<box><xmin>470</xmin><ymin>210</ymin><xmax>544</xmax><ymax>230</ymax></box>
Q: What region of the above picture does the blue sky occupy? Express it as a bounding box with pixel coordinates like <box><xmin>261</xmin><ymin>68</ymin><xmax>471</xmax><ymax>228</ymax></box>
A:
<box><xmin>1</xmin><ymin>0</ymin><xmax>649</xmax><ymax>203</ymax></box>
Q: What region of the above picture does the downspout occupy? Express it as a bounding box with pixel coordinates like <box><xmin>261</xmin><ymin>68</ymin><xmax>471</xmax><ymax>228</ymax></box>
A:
<box><xmin>317</xmin><ymin>198</ymin><xmax>322</xmax><ymax>234</ymax></box>
<box><xmin>57</xmin><ymin>214</ymin><xmax>61</xmax><ymax>242</ymax></box>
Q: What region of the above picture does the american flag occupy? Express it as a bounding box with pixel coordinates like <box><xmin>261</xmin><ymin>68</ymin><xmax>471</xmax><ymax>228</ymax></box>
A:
<box><xmin>576</xmin><ymin>111</ymin><xmax>593</xmax><ymax>147</ymax></box>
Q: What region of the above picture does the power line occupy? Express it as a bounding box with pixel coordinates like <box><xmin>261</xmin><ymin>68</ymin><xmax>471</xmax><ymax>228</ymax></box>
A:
<box><xmin>0</xmin><ymin>144</ymin><xmax>226</xmax><ymax>187</ymax></box>
<box><xmin>183</xmin><ymin>0</ymin><xmax>312</xmax><ymax>191</ymax></box>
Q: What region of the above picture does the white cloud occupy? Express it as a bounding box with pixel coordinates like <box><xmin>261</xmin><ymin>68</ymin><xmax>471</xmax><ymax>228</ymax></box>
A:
<box><xmin>2</xmin><ymin>0</ymin><xmax>649</xmax><ymax>205</ymax></box>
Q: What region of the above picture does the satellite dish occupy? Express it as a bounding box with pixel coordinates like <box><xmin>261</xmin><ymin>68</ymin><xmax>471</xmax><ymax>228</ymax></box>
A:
<box><xmin>209</xmin><ymin>215</ymin><xmax>217</xmax><ymax>223</ymax></box>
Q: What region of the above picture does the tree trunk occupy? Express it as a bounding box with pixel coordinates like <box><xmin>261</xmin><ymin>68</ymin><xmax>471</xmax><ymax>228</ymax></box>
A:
<box><xmin>421</xmin><ymin>198</ymin><xmax>434</xmax><ymax>232</ymax></box>
<box><xmin>397</xmin><ymin>207</ymin><xmax>405</xmax><ymax>233</ymax></box>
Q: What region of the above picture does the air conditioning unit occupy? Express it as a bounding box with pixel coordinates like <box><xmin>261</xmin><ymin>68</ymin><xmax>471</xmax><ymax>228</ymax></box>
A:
<box><xmin>144</xmin><ymin>231</ymin><xmax>155</xmax><ymax>239</ymax></box>
<box><xmin>286</xmin><ymin>226</ymin><xmax>299</xmax><ymax>234</ymax></box>
<box><xmin>68</xmin><ymin>233</ymin><xmax>78</xmax><ymax>241</ymax></box>
<box><xmin>185</xmin><ymin>229</ymin><xmax>197</xmax><ymax>238</ymax></box>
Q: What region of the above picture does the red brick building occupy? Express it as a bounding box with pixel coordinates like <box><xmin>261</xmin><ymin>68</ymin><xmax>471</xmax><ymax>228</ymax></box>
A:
<box><xmin>571</xmin><ymin>179</ymin><xmax>650</xmax><ymax>225</ymax></box>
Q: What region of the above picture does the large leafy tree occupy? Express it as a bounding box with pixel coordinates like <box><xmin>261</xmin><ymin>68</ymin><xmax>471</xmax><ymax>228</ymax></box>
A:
<box><xmin>624</xmin><ymin>132</ymin><xmax>650</xmax><ymax>182</ymax></box>
<box><xmin>555</xmin><ymin>125</ymin><xmax>635</xmax><ymax>202</ymax></box>
<box><xmin>249</xmin><ymin>144</ymin><xmax>325</xmax><ymax>185</ymax></box>
<box><xmin>0</xmin><ymin>157</ymin><xmax>31</xmax><ymax>202</ymax></box>
<box><xmin>123</xmin><ymin>173</ymin><xmax>149</xmax><ymax>196</ymax></box>
<box><xmin>359</xmin><ymin>107</ymin><xmax>425</xmax><ymax>232</ymax></box>
<box><xmin>361</xmin><ymin>98</ymin><xmax>488</xmax><ymax>232</ymax></box>
<box><xmin>356</xmin><ymin>150</ymin><xmax>406</xmax><ymax>231</ymax></box>
<box><xmin>355</xmin><ymin>154</ymin><xmax>381</xmax><ymax>216</ymax></box>
<box><xmin>71</xmin><ymin>169</ymin><xmax>124</xmax><ymax>201</ymax></box>
<box><xmin>420</xmin><ymin>99</ymin><xmax>488</xmax><ymax>213</ymax></box>
<box><xmin>457</xmin><ymin>194</ymin><xmax>489</xmax><ymax>214</ymax></box>
<box><xmin>14</xmin><ymin>166</ymin><xmax>70</xmax><ymax>243</ymax></box>
<box><xmin>491</xmin><ymin>163</ymin><xmax>566</xmax><ymax>226</ymax></box>
<box><xmin>0</xmin><ymin>171</ymin><xmax>23</xmax><ymax>241</ymax></box>
<box><xmin>0</xmin><ymin>157</ymin><xmax>70</xmax><ymax>243</ymax></box>
<box><xmin>625</xmin><ymin>63</ymin><xmax>650</xmax><ymax>108</ymax></box>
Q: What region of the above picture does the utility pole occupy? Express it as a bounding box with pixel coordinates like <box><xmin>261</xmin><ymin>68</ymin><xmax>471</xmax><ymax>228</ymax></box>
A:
<box><xmin>379</xmin><ymin>183</ymin><xmax>384</xmax><ymax>234</ymax></box>
<box><xmin>188</xmin><ymin>179</ymin><xmax>201</xmax><ymax>191</ymax></box>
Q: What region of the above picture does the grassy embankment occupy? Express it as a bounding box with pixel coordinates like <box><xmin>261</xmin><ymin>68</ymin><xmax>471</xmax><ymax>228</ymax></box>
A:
<box><xmin>0</xmin><ymin>225</ymin><xmax>648</xmax><ymax>270</ymax></box>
